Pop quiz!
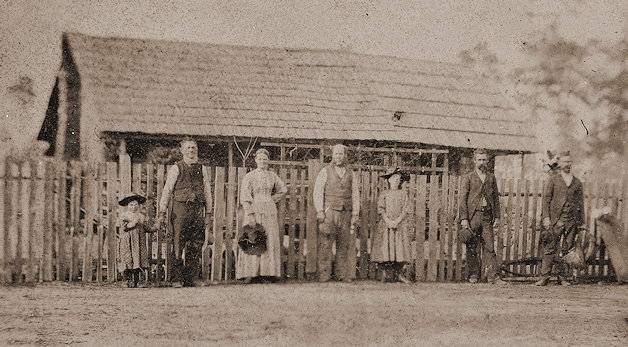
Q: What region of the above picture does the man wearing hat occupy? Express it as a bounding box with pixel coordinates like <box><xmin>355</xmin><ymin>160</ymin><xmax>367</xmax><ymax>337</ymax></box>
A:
<box><xmin>157</xmin><ymin>137</ymin><xmax>212</xmax><ymax>287</ymax></box>
<box><xmin>459</xmin><ymin>149</ymin><xmax>504</xmax><ymax>284</ymax></box>
<box><xmin>536</xmin><ymin>151</ymin><xmax>585</xmax><ymax>286</ymax></box>
<box><xmin>313</xmin><ymin>144</ymin><xmax>360</xmax><ymax>282</ymax></box>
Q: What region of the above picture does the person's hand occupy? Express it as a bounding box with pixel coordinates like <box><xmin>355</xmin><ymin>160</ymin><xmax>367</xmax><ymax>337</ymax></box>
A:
<box><xmin>157</xmin><ymin>211</ymin><xmax>166</xmax><ymax>226</ymax></box>
<box><xmin>248</xmin><ymin>214</ymin><xmax>257</xmax><ymax>228</ymax></box>
<box><xmin>461</xmin><ymin>219</ymin><xmax>470</xmax><ymax>230</ymax></box>
<box><xmin>493</xmin><ymin>218</ymin><xmax>500</xmax><ymax>228</ymax></box>
<box><xmin>387</xmin><ymin>219</ymin><xmax>398</xmax><ymax>229</ymax></box>
<box><xmin>317</xmin><ymin>211</ymin><xmax>325</xmax><ymax>223</ymax></box>
<box><xmin>351</xmin><ymin>214</ymin><xmax>359</xmax><ymax>227</ymax></box>
<box><xmin>542</xmin><ymin>217</ymin><xmax>551</xmax><ymax>230</ymax></box>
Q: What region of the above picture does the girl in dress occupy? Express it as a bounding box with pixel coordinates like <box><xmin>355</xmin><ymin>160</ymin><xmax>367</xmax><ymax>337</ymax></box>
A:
<box><xmin>117</xmin><ymin>193</ymin><xmax>150</xmax><ymax>288</ymax></box>
<box><xmin>236</xmin><ymin>149</ymin><xmax>288</xmax><ymax>283</ymax></box>
<box><xmin>371</xmin><ymin>168</ymin><xmax>413</xmax><ymax>283</ymax></box>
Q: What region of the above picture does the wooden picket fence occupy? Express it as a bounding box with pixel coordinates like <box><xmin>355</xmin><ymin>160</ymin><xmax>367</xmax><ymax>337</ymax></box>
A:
<box><xmin>1</xmin><ymin>157</ymin><xmax>626</xmax><ymax>284</ymax></box>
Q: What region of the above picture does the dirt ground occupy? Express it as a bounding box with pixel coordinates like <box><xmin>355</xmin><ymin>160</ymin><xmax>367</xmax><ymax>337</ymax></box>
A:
<box><xmin>0</xmin><ymin>281</ymin><xmax>626</xmax><ymax>346</ymax></box>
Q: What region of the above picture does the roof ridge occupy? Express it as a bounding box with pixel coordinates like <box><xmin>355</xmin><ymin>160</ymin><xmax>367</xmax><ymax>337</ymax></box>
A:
<box><xmin>61</xmin><ymin>31</ymin><xmax>479</xmax><ymax>73</ymax></box>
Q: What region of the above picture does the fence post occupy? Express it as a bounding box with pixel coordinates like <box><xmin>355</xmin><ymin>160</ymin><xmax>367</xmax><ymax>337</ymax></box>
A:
<box><xmin>305</xmin><ymin>160</ymin><xmax>321</xmax><ymax>275</ymax></box>
<box><xmin>415</xmin><ymin>175</ymin><xmax>427</xmax><ymax>282</ymax></box>
<box><xmin>106</xmin><ymin>162</ymin><xmax>118</xmax><ymax>281</ymax></box>
<box><xmin>427</xmin><ymin>174</ymin><xmax>439</xmax><ymax>281</ymax></box>
<box><xmin>211</xmin><ymin>167</ymin><xmax>225</xmax><ymax>282</ymax></box>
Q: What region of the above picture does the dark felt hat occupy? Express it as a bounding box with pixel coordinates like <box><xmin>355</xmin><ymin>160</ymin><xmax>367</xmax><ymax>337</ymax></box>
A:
<box><xmin>459</xmin><ymin>227</ymin><xmax>475</xmax><ymax>244</ymax></box>
<box><xmin>118</xmin><ymin>193</ymin><xmax>147</xmax><ymax>206</ymax></box>
<box><xmin>380</xmin><ymin>167</ymin><xmax>410</xmax><ymax>182</ymax></box>
<box><xmin>238</xmin><ymin>223</ymin><xmax>267</xmax><ymax>255</ymax></box>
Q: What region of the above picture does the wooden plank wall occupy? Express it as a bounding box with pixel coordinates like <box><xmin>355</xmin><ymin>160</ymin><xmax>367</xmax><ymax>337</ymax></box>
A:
<box><xmin>0</xmin><ymin>157</ymin><xmax>625</xmax><ymax>284</ymax></box>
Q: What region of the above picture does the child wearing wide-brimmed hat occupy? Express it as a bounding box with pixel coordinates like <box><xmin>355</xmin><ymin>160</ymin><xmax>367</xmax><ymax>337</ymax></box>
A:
<box><xmin>371</xmin><ymin>167</ymin><xmax>413</xmax><ymax>283</ymax></box>
<box><xmin>117</xmin><ymin>193</ymin><xmax>150</xmax><ymax>288</ymax></box>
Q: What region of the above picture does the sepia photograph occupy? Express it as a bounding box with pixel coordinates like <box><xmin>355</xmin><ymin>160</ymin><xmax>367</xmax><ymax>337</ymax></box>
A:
<box><xmin>0</xmin><ymin>0</ymin><xmax>626</xmax><ymax>345</ymax></box>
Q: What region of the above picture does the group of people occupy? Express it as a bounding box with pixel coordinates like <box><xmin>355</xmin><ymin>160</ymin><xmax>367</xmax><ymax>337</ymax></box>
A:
<box><xmin>115</xmin><ymin>138</ymin><xmax>584</xmax><ymax>287</ymax></box>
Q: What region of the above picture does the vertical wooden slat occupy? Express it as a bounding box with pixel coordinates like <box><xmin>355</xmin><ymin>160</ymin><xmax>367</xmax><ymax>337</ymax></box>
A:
<box><xmin>132</xmin><ymin>164</ymin><xmax>142</xmax><ymax>195</ymax></box>
<box><xmin>297</xmin><ymin>169</ymin><xmax>308</xmax><ymax>279</ymax></box>
<box><xmin>106</xmin><ymin>162</ymin><xmax>118</xmax><ymax>281</ymax></box>
<box><xmin>355</xmin><ymin>170</ymin><xmax>366</xmax><ymax>280</ymax></box>
<box><xmin>71</xmin><ymin>162</ymin><xmax>83</xmax><ymax>281</ymax></box>
<box><xmin>42</xmin><ymin>162</ymin><xmax>54</xmax><ymax>281</ymax></box>
<box><xmin>211</xmin><ymin>167</ymin><xmax>226</xmax><ymax>282</ymax></box>
<box><xmin>438</xmin><ymin>175</ymin><xmax>448</xmax><ymax>281</ymax></box>
<box><xmin>529</xmin><ymin>180</ymin><xmax>539</xmax><ymax>261</ymax></box>
<box><xmin>224</xmin><ymin>166</ymin><xmax>236</xmax><ymax>281</ymax></box>
<box><xmin>277</xmin><ymin>167</ymin><xmax>288</xmax><ymax>278</ymax></box>
<box><xmin>68</xmin><ymin>163</ymin><xmax>76</xmax><ymax>281</ymax></box>
<box><xmin>56</xmin><ymin>161</ymin><xmax>68</xmax><ymax>281</ymax></box>
<box><xmin>583</xmin><ymin>180</ymin><xmax>593</xmax><ymax>277</ymax></box>
<box><xmin>82</xmin><ymin>163</ymin><xmax>96</xmax><ymax>282</ymax></box>
<box><xmin>305</xmin><ymin>160</ymin><xmax>319</xmax><ymax>275</ymax></box>
<box><xmin>446</xmin><ymin>176</ymin><xmax>456</xmax><ymax>282</ymax></box>
<box><xmin>512</xmin><ymin>179</ymin><xmax>522</xmax><ymax>276</ymax></box>
<box><xmin>286</xmin><ymin>168</ymin><xmax>298</xmax><ymax>279</ymax></box>
<box><xmin>22</xmin><ymin>161</ymin><xmax>34</xmax><ymax>282</ymax></box>
<box><xmin>145</xmin><ymin>163</ymin><xmax>154</xmax><ymax>285</ymax></box>
<box><xmin>495</xmin><ymin>179</ymin><xmax>505</xmax><ymax>273</ymax></box>
<box><xmin>9</xmin><ymin>161</ymin><xmax>21</xmax><ymax>282</ymax></box>
<box><xmin>521</xmin><ymin>180</ymin><xmax>530</xmax><ymax>276</ymax></box>
<box><xmin>96</xmin><ymin>163</ymin><xmax>105</xmax><ymax>282</ymax></box>
<box><xmin>119</xmin><ymin>154</ymin><xmax>131</xmax><ymax>197</ymax></box>
<box><xmin>370</xmin><ymin>171</ymin><xmax>381</xmax><ymax>279</ymax></box>
<box><xmin>592</xmin><ymin>182</ymin><xmax>601</xmax><ymax>277</ymax></box>
<box><xmin>598</xmin><ymin>183</ymin><xmax>608</xmax><ymax>278</ymax></box>
<box><xmin>415</xmin><ymin>175</ymin><xmax>427</xmax><ymax>282</ymax></box>
<box><xmin>427</xmin><ymin>175</ymin><xmax>439</xmax><ymax>281</ymax></box>
<box><xmin>504</xmin><ymin>179</ymin><xmax>514</xmax><ymax>276</ymax></box>
<box><xmin>156</xmin><ymin>165</ymin><xmax>165</xmax><ymax>283</ymax></box>
<box><xmin>235</xmin><ymin>168</ymin><xmax>247</xmax><ymax>278</ymax></box>
<box><xmin>33</xmin><ymin>161</ymin><xmax>47</xmax><ymax>282</ymax></box>
<box><xmin>0</xmin><ymin>158</ymin><xmax>6</xmax><ymax>283</ymax></box>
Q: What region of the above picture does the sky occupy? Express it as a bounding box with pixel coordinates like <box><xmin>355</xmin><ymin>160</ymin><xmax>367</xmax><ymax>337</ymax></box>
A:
<box><xmin>0</xmin><ymin>0</ymin><xmax>625</xmax><ymax>152</ymax></box>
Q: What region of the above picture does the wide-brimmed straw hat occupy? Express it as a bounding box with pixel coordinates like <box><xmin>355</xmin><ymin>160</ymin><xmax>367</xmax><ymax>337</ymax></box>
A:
<box><xmin>118</xmin><ymin>193</ymin><xmax>147</xmax><ymax>206</ymax></box>
<box><xmin>380</xmin><ymin>167</ymin><xmax>410</xmax><ymax>182</ymax></box>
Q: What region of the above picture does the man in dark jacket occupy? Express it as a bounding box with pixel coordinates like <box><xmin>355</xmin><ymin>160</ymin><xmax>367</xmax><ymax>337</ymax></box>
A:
<box><xmin>536</xmin><ymin>152</ymin><xmax>584</xmax><ymax>286</ymax></box>
<box><xmin>459</xmin><ymin>149</ymin><xmax>505</xmax><ymax>284</ymax></box>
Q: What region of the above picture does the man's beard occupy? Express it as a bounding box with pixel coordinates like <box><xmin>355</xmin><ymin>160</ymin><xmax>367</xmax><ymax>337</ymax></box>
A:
<box><xmin>561</xmin><ymin>166</ymin><xmax>571</xmax><ymax>173</ymax></box>
<box><xmin>478</xmin><ymin>164</ymin><xmax>487</xmax><ymax>172</ymax></box>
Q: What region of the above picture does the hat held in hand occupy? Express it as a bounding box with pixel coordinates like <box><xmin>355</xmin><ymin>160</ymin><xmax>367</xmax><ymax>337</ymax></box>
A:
<box><xmin>238</xmin><ymin>223</ymin><xmax>267</xmax><ymax>256</ymax></box>
<box><xmin>459</xmin><ymin>226</ymin><xmax>475</xmax><ymax>244</ymax></box>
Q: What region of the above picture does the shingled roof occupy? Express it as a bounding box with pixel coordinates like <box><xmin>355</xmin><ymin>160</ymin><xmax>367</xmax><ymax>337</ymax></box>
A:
<box><xmin>63</xmin><ymin>32</ymin><xmax>536</xmax><ymax>152</ymax></box>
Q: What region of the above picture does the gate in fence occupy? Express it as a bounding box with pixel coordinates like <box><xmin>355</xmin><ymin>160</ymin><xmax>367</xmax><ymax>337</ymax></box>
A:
<box><xmin>1</xmin><ymin>157</ymin><xmax>625</xmax><ymax>284</ymax></box>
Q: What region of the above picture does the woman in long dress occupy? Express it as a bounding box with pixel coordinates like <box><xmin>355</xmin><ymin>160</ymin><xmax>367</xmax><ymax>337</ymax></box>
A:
<box><xmin>371</xmin><ymin>167</ymin><xmax>413</xmax><ymax>283</ymax></box>
<box><xmin>236</xmin><ymin>148</ymin><xmax>287</xmax><ymax>282</ymax></box>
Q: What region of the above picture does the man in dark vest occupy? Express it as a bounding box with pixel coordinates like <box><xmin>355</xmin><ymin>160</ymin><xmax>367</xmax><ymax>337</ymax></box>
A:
<box><xmin>158</xmin><ymin>137</ymin><xmax>212</xmax><ymax>287</ymax></box>
<box><xmin>313</xmin><ymin>144</ymin><xmax>360</xmax><ymax>282</ymax></box>
<box><xmin>459</xmin><ymin>149</ymin><xmax>506</xmax><ymax>284</ymax></box>
<box><xmin>536</xmin><ymin>152</ymin><xmax>584</xmax><ymax>286</ymax></box>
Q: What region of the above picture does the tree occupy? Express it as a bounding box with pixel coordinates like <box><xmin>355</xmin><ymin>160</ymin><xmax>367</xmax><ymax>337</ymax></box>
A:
<box><xmin>512</xmin><ymin>26</ymin><xmax>627</xmax><ymax>179</ymax></box>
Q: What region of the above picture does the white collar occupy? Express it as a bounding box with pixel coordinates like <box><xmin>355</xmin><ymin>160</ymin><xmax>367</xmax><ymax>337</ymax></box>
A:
<box><xmin>475</xmin><ymin>169</ymin><xmax>486</xmax><ymax>182</ymax></box>
<box><xmin>560</xmin><ymin>171</ymin><xmax>573</xmax><ymax>186</ymax></box>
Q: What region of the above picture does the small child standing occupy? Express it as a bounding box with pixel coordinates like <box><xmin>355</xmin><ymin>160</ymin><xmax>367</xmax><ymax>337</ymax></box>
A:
<box><xmin>371</xmin><ymin>168</ymin><xmax>413</xmax><ymax>283</ymax></box>
<box><xmin>117</xmin><ymin>193</ymin><xmax>150</xmax><ymax>288</ymax></box>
